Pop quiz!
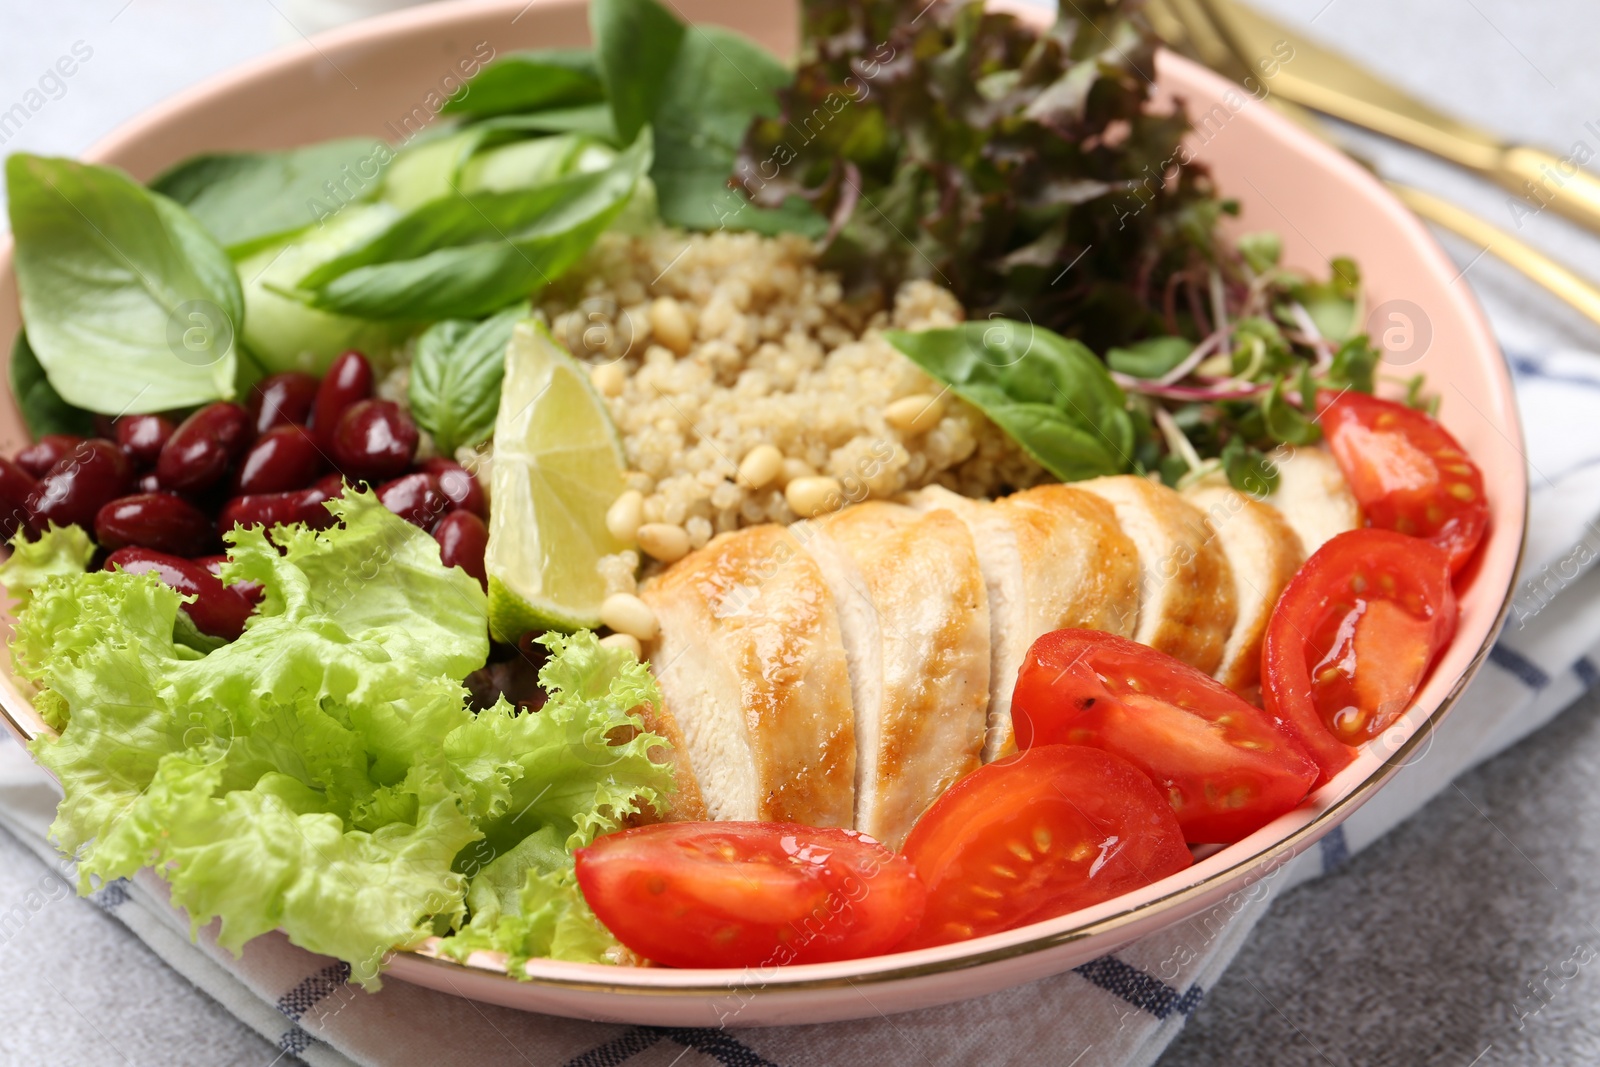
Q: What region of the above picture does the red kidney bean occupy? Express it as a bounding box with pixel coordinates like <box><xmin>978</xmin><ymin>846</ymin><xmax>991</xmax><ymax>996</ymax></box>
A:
<box><xmin>0</xmin><ymin>458</ymin><xmax>38</xmax><ymax>541</ymax></box>
<box><xmin>105</xmin><ymin>547</ymin><xmax>254</xmax><ymax>641</ymax></box>
<box><xmin>377</xmin><ymin>472</ymin><xmax>449</xmax><ymax>528</ymax></box>
<box><xmin>418</xmin><ymin>457</ymin><xmax>486</xmax><ymax>518</ymax></box>
<box><xmin>194</xmin><ymin>554</ymin><xmax>265</xmax><ymax>605</ymax></box>
<box><xmin>331</xmin><ymin>400</ymin><xmax>417</xmax><ymax>482</ymax></box>
<box><xmin>248</xmin><ymin>372</ymin><xmax>320</xmax><ymax>435</ymax></box>
<box><xmin>231</xmin><ymin>424</ymin><xmax>323</xmax><ymax>495</ymax></box>
<box><xmin>92</xmin><ymin>414</ymin><xmax>118</xmax><ymax>440</ymax></box>
<box><xmin>312</xmin><ymin>472</ymin><xmax>348</xmax><ymax>499</ymax></box>
<box><xmin>311</xmin><ymin>351</ymin><xmax>373</xmax><ymax>448</ymax></box>
<box><xmin>16</xmin><ymin>434</ymin><xmax>84</xmax><ymax>479</ymax></box>
<box><xmin>219</xmin><ymin>483</ymin><xmax>339</xmax><ymax>534</ymax></box>
<box><xmin>432</xmin><ymin>509</ymin><xmax>487</xmax><ymax>587</ymax></box>
<box><xmin>156</xmin><ymin>403</ymin><xmax>252</xmax><ymax>493</ymax></box>
<box><xmin>94</xmin><ymin>492</ymin><xmax>216</xmax><ymax>556</ymax></box>
<box><xmin>28</xmin><ymin>439</ymin><xmax>132</xmax><ymax>531</ymax></box>
<box><xmin>114</xmin><ymin>414</ymin><xmax>176</xmax><ymax>467</ymax></box>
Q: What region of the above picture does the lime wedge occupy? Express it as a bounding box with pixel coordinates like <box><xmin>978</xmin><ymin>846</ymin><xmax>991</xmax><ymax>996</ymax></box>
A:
<box><xmin>486</xmin><ymin>320</ymin><xmax>627</xmax><ymax>640</ymax></box>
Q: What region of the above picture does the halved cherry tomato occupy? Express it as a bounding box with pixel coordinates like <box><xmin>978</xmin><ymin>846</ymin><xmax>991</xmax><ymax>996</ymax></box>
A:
<box><xmin>1011</xmin><ymin>630</ymin><xmax>1318</xmax><ymax>844</ymax></box>
<box><xmin>574</xmin><ymin>822</ymin><xmax>923</xmax><ymax>968</ymax></box>
<box><xmin>898</xmin><ymin>746</ymin><xmax>1192</xmax><ymax>950</ymax></box>
<box><xmin>1318</xmin><ymin>390</ymin><xmax>1488</xmax><ymax>574</ymax></box>
<box><xmin>1262</xmin><ymin>528</ymin><xmax>1456</xmax><ymax>785</ymax></box>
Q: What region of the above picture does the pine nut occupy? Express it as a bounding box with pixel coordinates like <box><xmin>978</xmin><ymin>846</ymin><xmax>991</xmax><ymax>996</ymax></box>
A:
<box><xmin>605</xmin><ymin>489</ymin><xmax>644</xmax><ymax>542</ymax></box>
<box><xmin>649</xmin><ymin>297</ymin><xmax>691</xmax><ymax>355</ymax></box>
<box><xmin>598</xmin><ymin>633</ymin><xmax>643</xmax><ymax>660</ymax></box>
<box><xmin>885</xmin><ymin>393</ymin><xmax>945</xmax><ymax>435</ymax></box>
<box><xmin>600</xmin><ymin>592</ymin><xmax>659</xmax><ymax>641</ymax></box>
<box><xmin>737</xmin><ymin>444</ymin><xmax>784</xmax><ymax>489</ymax></box>
<box><xmin>590</xmin><ymin>360</ymin><xmax>626</xmax><ymax>397</ymax></box>
<box><xmin>779</xmin><ymin>457</ymin><xmax>816</xmax><ymax>486</ymax></box>
<box><xmin>637</xmin><ymin>522</ymin><xmax>691</xmax><ymax>562</ymax></box>
<box><xmin>785</xmin><ymin>476</ymin><xmax>844</xmax><ymax>518</ymax></box>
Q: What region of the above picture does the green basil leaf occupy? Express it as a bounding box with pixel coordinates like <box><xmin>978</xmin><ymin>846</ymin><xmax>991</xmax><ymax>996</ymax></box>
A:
<box><xmin>1261</xmin><ymin>376</ymin><xmax>1322</xmax><ymax>446</ymax></box>
<box><xmin>10</xmin><ymin>331</ymin><xmax>94</xmax><ymax>438</ymax></box>
<box><xmin>6</xmin><ymin>154</ymin><xmax>244</xmax><ymax>414</ymax></box>
<box><xmin>591</xmin><ymin>0</ymin><xmax>813</xmax><ymax>235</ymax></box>
<box><xmin>648</xmin><ymin>26</ymin><xmax>798</xmax><ymax>231</ymax></box>
<box><xmin>149</xmin><ymin>138</ymin><xmax>392</xmax><ymax>257</ymax></box>
<box><xmin>1221</xmin><ymin>437</ymin><xmax>1280</xmax><ymax>496</ymax></box>
<box><xmin>886</xmin><ymin>321</ymin><xmax>1134</xmax><ymax>481</ymax></box>
<box><xmin>443</xmin><ymin>49</ymin><xmax>603</xmax><ymax>119</ymax></box>
<box><xmin>291</xmin><ymin>131</ymin><xmax>651</xmax><ymax>322</ymax></box>
<box><xmin>409</xmin><ymin>304</ymin><xmax>527</xmax><ymax>456</ymax></box>
<box><xmin>592</xmin><ymin>0</ymin><xmax>686</xmax><ymax>144</ymax></box>
<box><xmin>1106</xmin><ymin>336</ymin><xmax>1191</xmax><ymax>379</ymax></box>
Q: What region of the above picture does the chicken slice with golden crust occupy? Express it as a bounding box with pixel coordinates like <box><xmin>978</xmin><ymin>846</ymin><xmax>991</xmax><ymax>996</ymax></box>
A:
<box><xmin>908</xmin><ymin>484</ymin><xmax>1139</xmax><ymax>762</ymax></box>
<box><xmin>798</xmin><ymin>502</ymin><xmax>989</xmax><ymax>849</ymax></box>
<box><xmin>1076</xmin><ymin>475</ymin><xmax>1237</xmax><ymax>675</ymax></box>
<box><xmin>1183</xmin><ymin>483</ymin><xmax>1306</xmax><ymax>694</ymax></box>
<box><xmin>638</xmin><ymin>524</ymin><xmax>856</xmax><ymax>826</ymax></box>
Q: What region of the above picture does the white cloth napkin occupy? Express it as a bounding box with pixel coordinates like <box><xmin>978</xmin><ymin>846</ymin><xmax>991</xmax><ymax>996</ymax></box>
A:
<box><xmin>0</xmin><ymin>344</ymin><xmax>1595</xmax><ymax>1067</ymax></box>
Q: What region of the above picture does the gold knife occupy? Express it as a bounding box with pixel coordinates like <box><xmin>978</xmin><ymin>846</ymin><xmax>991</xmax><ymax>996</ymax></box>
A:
<box><xmin>1189</xmin><ymin>0</ymin><xmax>1600</xmax><ymax>238</ymax></box>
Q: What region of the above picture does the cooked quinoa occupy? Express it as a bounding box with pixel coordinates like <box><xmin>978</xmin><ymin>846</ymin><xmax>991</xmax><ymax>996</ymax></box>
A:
<box><xmin>529</xmin><ymin>229</ymin><xmax>1047</xmax><ymax>592</ymax></box>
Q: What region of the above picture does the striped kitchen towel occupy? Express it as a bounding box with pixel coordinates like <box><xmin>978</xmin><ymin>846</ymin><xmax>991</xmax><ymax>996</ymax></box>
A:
<box><xmin>0</xmin><ymin>345</ymin><xmax>1595</xmax><ymax>1067</ymax></box>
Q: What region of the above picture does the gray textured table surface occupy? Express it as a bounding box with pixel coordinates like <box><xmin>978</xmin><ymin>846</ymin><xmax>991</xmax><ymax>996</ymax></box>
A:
<box><xmin>4</xmin><ymin>1</ymin><xmax>1600</xmax><ymax>1065</ymax></box>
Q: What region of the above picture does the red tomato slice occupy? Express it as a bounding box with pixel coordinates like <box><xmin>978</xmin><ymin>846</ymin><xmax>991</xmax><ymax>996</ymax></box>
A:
<box><xmin>1262</xmin><ymin>528</ymin><xmax>1457</xmax><ymax>785</ymax></box>
<box><xmin>899</xmin><ymin>746</ymin><xmax>1192</xmax><ymax>950</ymax></box>
<box><xmin>1318</xmin><ymin>390</ymin><xmax>1489</xmax><ymax>574</ymax></box>
<box><xmin>1011</xmin><ymin>629</ymin><xmax>1318</xmax><ymax>844</ymax></box>
<box><xmin>574</xmin><ymin>822</ymin><xmax>924</xmax><ymax>968</ymax></box>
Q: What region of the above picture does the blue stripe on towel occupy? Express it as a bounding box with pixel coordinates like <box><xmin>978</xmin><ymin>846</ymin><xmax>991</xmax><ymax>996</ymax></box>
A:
<box><xmin>275</xmin><ymin>961</ymin><xmax>352</xmax><ymax>1023</ymax></box>
<box><xmin>1073</xmin><ymin>955</ymin><xmax>1201</xmax><ymax>1019</ymax></box>
<box><xmin>90</xmin><ymin>879</ymin><xmax>129</xmax><ymax>912</ymax></box>
<box><xmin>278</xmin><ymin>1026</ymin><xmax>313</xmax><ymax>1055</ymax></box>
<box><xmin>671</xmin><ymin>1028</ymin><xmax>783</xmax><ymax>1066</ymax></box>
<box><xmin>562</xmin><ymin>1028</ymin><xmax>665</xmax><ymax>1067</ymax></box>
<box><xmin>1575</xmin><ymin>656</ymin><xmax>1600</xmax><ymax>691</ymax></box>
<box><xmin>564</xmin><ymin>1027</ymin><xmax>779</xmax><ymax>1067</ymax></box>
<box><xmin>1508</xmin><ymin>354</ymin><xmax>1600</xmax><ymax>391</ymax></box>
<box><xmin>1488</xmin><ymin>643</ymin><xmax>1550</xmax><ymax>690</ymax></box>
<box><xmin>1320</xmin><ymin>826</ymin><xmax>1350</xmax><ymax>873</ymax></box>
<box><xmin>1175</xmin><ymin>983</ymin><xmax>1206</xmax><ymax>1018</ymax></box>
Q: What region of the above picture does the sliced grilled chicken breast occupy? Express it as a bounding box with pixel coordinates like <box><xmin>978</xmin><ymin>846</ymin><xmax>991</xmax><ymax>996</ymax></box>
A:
<box><xmin>1182</xmin><ymin>484</ymin><xmax>1306</xmax><ymax>693</ymax></box>
<box><xmin>909</xmin><ymin>484</ymin><xmax>1139</xmax><ymax>761</ymax></box>
<box><xmin>639</xmin><ymin>524</ymin><xmax>856</xmax><ymax>826</ymax></box>
<box><xmin>630</xmin><ymin>696</ymin><xmax>708</xmax><ymax>822</ymax></box>
<box><xmin>1076</xmin><ymin>475</ymin><xmax>1237</xmax><ymax>675</ymax></box>
<box><xmin>1260</xmin><ymin>444</ymin><xmax>1362</xmax><ymax>554</ymax></box>
<box><xmin>798</xmin><ymin>502</ymin><xmax>989</xmax><ymax>849</ymax></box>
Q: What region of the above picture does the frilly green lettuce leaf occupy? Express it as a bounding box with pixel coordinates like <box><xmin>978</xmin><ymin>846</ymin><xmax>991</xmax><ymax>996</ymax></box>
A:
<box><xmin>17</xmin><ymin>489</ymin><xmax>669</xmax><ymax>986</ymax></box>
<box><xmin>438</xmin><ymin>857</ymin><xmax>621</xmax><ymax>971</ymax></box>
<box><xmin>0</xmin><ymin>523</ymin><xmax>95</xmax><ymax>611</ymax></box>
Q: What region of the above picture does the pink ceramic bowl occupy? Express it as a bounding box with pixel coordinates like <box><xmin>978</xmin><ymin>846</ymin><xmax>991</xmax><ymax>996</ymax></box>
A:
<box><xmin>0</xmin><ymin>0</ymin><xmax>1526</xmax><ymax>1028</ymax></box>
